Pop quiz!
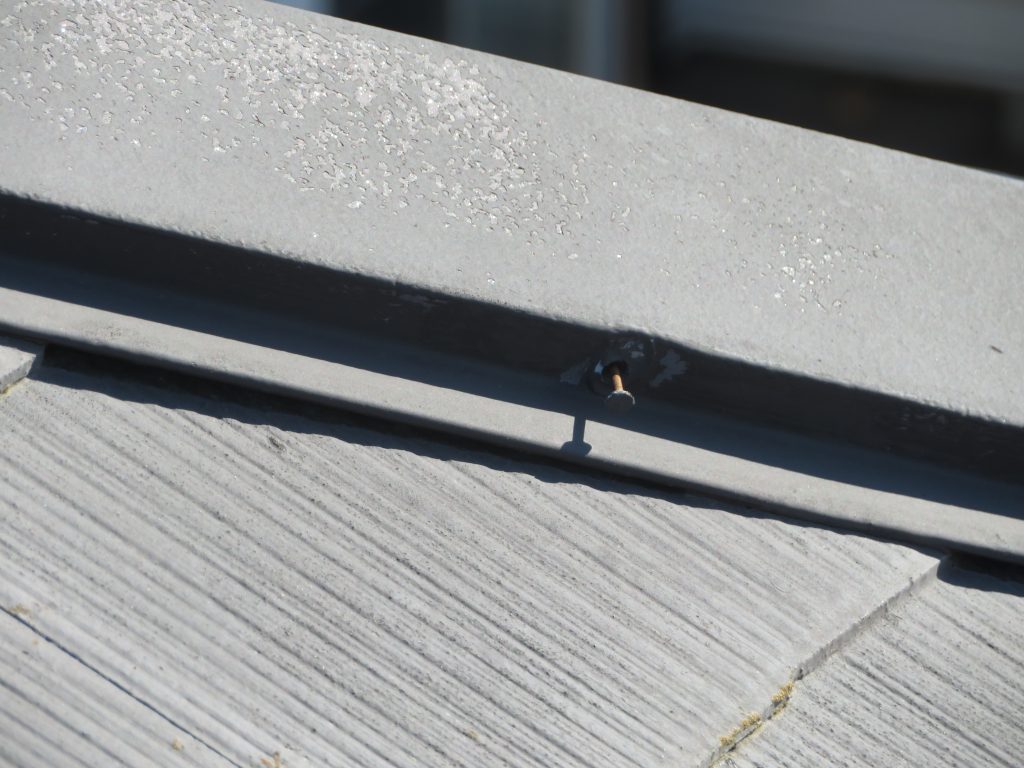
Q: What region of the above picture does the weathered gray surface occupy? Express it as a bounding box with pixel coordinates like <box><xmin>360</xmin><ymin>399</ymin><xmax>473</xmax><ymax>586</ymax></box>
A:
<box><xmin>0</xmin><ymin>610</ymin><xmax>230</xmax><ymax>768</ymax></box>
<box><xmin>1</xmin><ymin>0</ymin><xmax>1022</xmax><ymax>427</ymax></box>
<box><xmin>0</xmin><ymin>336</ymin><xmax>41</xmax><ymax>393</ymax></box>
<box><xmin>4</xmin><ymin>287</ymin><xmax>1023</xmax><ymax>565</ymax></box>
<box><xmin>723</xmin><ymin>568</ymin><xmax>1024</xmax><ymax>768</ymax></box>
<box><xmin>0</xmin><ymin>364</ymin><xmax>939</xmax><ymax>767</ymax></box>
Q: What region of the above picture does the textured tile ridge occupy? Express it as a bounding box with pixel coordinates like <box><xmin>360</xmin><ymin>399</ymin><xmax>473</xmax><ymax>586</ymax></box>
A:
<box><xmin>722</xmin><ymin>566</ymin><xmax>1024</xmax><ymax>767</ymax></box>
<box><xmin>0</xmin><ymin>336</ymin><xmax>42</xmax><ymax>394</ymax></box>
<box><xmin>706</xmin><ymin>555</ymin><xmax>939</xmax><ymax>766</ymax></box>
<box><xmin>0</xmin><ymin>365</ymin><xmax>940</xmax><ymax>767</ymax></box>
<box><xmin>0</xmin><ymin>608</ymin><xmax>231</xmax><ymax>768</ymax></box>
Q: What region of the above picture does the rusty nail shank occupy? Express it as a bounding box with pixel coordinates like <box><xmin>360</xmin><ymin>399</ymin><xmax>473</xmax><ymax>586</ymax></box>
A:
<box><xmin>605</xmin><ymin>363</ymin><xmax>636</xmax><ymax>412</ymax></box>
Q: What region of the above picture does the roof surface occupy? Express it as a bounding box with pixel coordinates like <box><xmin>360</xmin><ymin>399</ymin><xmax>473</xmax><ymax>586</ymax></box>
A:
<box><xmin>1</xmin><ymin>0</ymin><xmax>1022</xmax><ymax>427</ymax></box>
<box><xmin>2</xmin><ymin>0</ymin><xmax>1022</xmax><ymax>564</ymax></box>
<box><xmin>1</xmin><ymin>1</ymin><xmax>1022</xmax><ymax>766</ymax></box>
<box><xmin>2</xmin><ymin>345</ymin><xmax>1022</xmax><ymax>767</ymax></box>
<box><xmin>724</xmin><ymin>568</ymin><xmax>1024</xmax><ymax>767</ymax></box>
<box><xmin>0</xmin><ymin>353</ymin><xmax>988</xmax><ymax>768</ymax></box>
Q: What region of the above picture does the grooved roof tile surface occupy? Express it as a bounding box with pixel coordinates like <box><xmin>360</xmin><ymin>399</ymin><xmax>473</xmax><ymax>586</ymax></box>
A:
<box><xmin>0</xmin><ymin>611</ymin><xmax>230</xmax><ymax>768</ymax></box>
<box><xmin>723</xmin><ymin>569</ymin><xmax>1024</xmax><ymax>768</ymax></box>
<box><xmin>0</xmin><ymin>363</ymin><xmax>938</xmax><ymax>767</ymax></box>
<box><xmin>1</xmin><ymin>2</ymin><xmax>1021</xmax><ymax>764</ymax></box>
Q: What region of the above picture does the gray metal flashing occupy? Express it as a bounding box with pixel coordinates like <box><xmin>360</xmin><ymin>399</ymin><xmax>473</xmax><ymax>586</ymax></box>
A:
<box><xmin>2</xmin><ymin>195</ymin><xmax>1021</xmax><ymax>483</ymax></box>
<box><xmin>0</xmin><ymin>363</ymin><xmax>942</xmax><ymax>767</ymax></box>
<box><xmin>3</xmin><ymin>286</ymin><xmax>1023</xmax><ymax>565</ymax></box>
<box><xmin>1</xmin><ymin>1</ymin><xmax>1022</xmax><ymax>557</ymax></box>
<box><xmin>1</xmin><ymin>0</ymin><xmax>1023</xmax><ymax>469</ymax></box>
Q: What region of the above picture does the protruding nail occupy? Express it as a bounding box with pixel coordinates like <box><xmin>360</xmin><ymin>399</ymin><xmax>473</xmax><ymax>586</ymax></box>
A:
<box><xmin>604</xmin><ymin>363</ymin><xmax>635</xmax><ymax>412</ymax></box>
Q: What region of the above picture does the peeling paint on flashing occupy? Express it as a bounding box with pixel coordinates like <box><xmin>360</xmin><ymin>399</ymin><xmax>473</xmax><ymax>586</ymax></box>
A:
<box><xmin>650</xmin><ymin>350</ymin><xmax>688</xmax><ymax>388</ymax></box>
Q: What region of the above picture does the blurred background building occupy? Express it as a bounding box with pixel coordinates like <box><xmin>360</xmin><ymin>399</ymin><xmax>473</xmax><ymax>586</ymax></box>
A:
<box><xmin>276</xmin><ymin>0</ymin><xmax>1024</xmax><ymax>178</ymax></box>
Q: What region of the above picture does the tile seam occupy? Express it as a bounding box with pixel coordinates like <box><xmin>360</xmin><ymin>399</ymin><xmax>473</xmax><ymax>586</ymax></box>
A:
<box><xmin>0</xmin><ymin>607</ymin><xmax>244</xmax><ymax>768</ymax></box>
<box><xmin>703</xmin><ymin>553</ymin><xmax>946</xmax><ymax>767</ymax></box>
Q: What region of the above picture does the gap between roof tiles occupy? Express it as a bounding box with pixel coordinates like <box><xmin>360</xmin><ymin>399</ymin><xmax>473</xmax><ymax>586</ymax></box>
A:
<box><xmin>706</xmin><ymin>556</ymin><xmax>943</xmax><ymax>767</ymax></box>
<box><xmin>0</xmin><ymin>607</ymin><xmax>246</xmax><ymax>768</ymax></box>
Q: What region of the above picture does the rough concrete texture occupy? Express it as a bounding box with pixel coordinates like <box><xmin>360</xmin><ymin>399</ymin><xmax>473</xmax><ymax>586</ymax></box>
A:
<box><xmin>0</xmin><ymin>364</ymin><xmax>939</xmax><ymax>767</ymax></box>
<box><xmin>1</xmin><ymin>0</ymin><xmax>1022</xmax><ymax>426</ymax></box>
<box><xmin>0</xmin><ymin>610</ymin><xmax>230</xmax><ymax>767</ymax></box>
<box><xmin>722</xmin><ymin>568</ymin><xmax>1024</xmax><ymax>768</ymax></box>
<box><xmin>0</xmin><ymin>336</ymin><xmax>41</xmax><ymax>393</ymax></box>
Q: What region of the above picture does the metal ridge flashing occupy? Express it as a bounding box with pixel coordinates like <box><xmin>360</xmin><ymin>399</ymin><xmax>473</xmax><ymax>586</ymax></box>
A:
<box><xmin>1</xmin><ymin>0</ymin><xmax>1022</xmax><ymax>557</ymax></box>
<box><xmin>1</xmin><ymin>194</ymin><xmax>1021</xmax><ymax>483</ymax></box>
<box><xmin>2</xmin><ymin>259</ymin><xmax>1023</xmax><ymax>565</ymax></box>
<box><xmin>2</xmin><ymin>285</ymin><xmax>1023</xmax><ymax>564</ymax></box>
<box><xmin>3</xmin><ymin>0</ymin><xmax>1022</xmax><ymax>418</ymax></box>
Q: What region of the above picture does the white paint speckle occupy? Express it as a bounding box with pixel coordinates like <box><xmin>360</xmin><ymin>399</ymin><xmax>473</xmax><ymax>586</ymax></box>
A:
<box><xmin>650</xmin><ymin>351</ymin><xmax>688</xmax><ymax>388</ymax></box>
<box><xmin>621</xmin><ymin>340</ymin><xmax>646</xmax><ymax>360</ymax></box>
<box><xmin>14</xmin><ymin>0</ymin><xmax>590</xmax><ymax>236</ymax></box>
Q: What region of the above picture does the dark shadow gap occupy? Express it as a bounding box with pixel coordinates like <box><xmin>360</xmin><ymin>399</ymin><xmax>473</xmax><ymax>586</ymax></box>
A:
<box><xmin>941</xmin><ymin>556</ymin><xmax>1024</xmax><ymax>597</ymax></box>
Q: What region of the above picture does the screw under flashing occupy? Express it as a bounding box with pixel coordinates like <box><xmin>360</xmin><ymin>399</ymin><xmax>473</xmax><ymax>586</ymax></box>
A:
<box><xmin>605</xmin><ymin>363</ymin><xmax>636</xmax><ymax>412</ymax></box>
